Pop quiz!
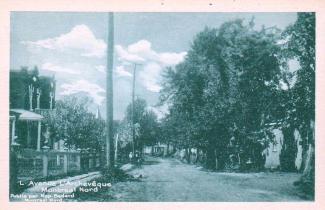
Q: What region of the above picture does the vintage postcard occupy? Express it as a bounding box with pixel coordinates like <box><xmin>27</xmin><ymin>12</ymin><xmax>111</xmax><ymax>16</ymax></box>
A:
<box><xmin>0</xmin><ymin>0</ymin><xmax>324</xmax><ymax>210</ymax></box>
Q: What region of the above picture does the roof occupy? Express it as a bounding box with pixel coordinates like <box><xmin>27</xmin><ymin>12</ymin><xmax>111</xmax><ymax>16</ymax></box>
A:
<box><xmin>10</xmin><ymin>109</ymin><xmax>44</xmax><ymax>121</ymax></box>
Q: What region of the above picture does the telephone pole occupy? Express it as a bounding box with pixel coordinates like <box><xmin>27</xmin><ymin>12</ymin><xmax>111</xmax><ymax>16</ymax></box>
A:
<box><xmin>131</xmin><ymin>63</ymin><xmax>137</xmax><ymax>155</ymax></box>
<box><xmin>106</xmin><ymin>12</ymin><xmax>114</xmax><ymax>169</ymax></box>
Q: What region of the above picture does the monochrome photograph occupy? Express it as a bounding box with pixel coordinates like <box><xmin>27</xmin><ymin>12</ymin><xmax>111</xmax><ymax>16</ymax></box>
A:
<box><xmin>8</xmin><ymin>11</ymin><xmax>315</xmax><ymax>202</ymax></box>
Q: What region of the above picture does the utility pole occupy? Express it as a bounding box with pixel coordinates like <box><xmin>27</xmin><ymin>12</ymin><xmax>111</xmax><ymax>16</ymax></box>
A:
<box><xmin>114</xmin><ymin>134</ymin><xmax>118</xmax><ymax>164</ymax></box>
<box><xmin>131</xmin><ymin>63</ymin><xmax>137</xmax><ymax>155</ymax></box>
<box><xmin>106</xmin><ymin>12</ymin><xmax>114</xmax><ymax>169</ymax></box>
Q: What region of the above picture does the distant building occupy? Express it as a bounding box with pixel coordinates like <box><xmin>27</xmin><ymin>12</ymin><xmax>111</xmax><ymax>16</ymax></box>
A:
<box><xmin>144</xmin><ymin>142</ymin><xmax>174</xmax><ymax>156</ymax></box>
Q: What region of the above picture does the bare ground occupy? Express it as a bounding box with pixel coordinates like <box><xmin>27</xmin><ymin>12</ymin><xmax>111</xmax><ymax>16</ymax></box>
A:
<box><xmin>81</xmin><ymin>156</ymin><xmax>309</xmax><ymax>202</ymax></box>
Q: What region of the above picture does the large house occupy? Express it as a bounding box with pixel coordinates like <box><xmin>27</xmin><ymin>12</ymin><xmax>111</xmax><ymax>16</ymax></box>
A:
<box><xmin>9</xmin><ymin>67</ymin><xmax>56</xmax><ymax>151</ymax></box>
<box><xmin>10</xmin><ymin>68</ymin><xmax>99</xmax><ymax>182</ymax></box>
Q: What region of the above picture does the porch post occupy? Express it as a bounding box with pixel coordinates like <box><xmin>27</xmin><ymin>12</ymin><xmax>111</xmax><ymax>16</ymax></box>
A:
<box><xmin>37</xmin><ymin>121</ymin><xmax>41</xmax><ymax>151</ymax></box>
<box><xmin>27</xmin><ymin>122</ymin><xmax>31</xmax><ymax>147</ymax></box>
<box><xmin>63</xmin><ymin>154</ymin><xmax>68</xmax><ymax>174</ymax></box>
<box><xmin>42</xmin><ymin>153</ymin><xmax>48</xmax><ymax>177</ymax></box>
<box><xmin>11</xmin><ymin>118</ymin><xmax>16</xmax><ymax>145</ymax></box>
<box><xmin>76</xmin><ymin>153</ymin><xmax>81</xmax><ymax>171</ymax></box>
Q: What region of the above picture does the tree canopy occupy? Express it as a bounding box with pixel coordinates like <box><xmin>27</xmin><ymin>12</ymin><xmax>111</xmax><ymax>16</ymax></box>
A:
<box><xmin>44</xmin><ymin>96</ymin><xmax>105</xmax><ymax>151</ymax></box>
<box><xmin>160</xmin><ymin>15</ymin><xmax>314</xmax><ymax>172</ymax></box>
<box><xmin>121</xmin><ymin>97</ymin><xmax>160</xmax><ymax>151</ymax></box>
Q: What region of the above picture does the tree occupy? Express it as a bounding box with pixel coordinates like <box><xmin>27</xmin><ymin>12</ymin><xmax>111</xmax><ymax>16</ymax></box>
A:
<box><xmin>220</xmin><ymin>21</ymin><xmax>282</xmax><ymax>170</ymax></box>
<box><xmin>139</xmin><ymin>110</ymin><xmax>159</xmax><ymax>147</ymax></box>
<box><xmin>43</xmin><ymin>96</ymin><xmax>105</xmax><ymax>151</ymax></box>
<box><xmin>124</xmin><ymin>98</ymin><xmax>159</xmax><ymax>153</ymax></box>
<box><xmin>161</xmin><ymin>19</ymin><xmax>283</xmax><ymax>170</ymax></box>
<box><xmin>282</xmin><ymin>12</ymin><xmax>315</xmax><ymax>197</ymax></box>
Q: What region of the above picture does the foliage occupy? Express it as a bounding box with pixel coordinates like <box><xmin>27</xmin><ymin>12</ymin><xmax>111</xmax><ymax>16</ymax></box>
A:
<box><xmin>160</xmin><ymin>19</ymin><xmax>284</xmax><ymax>170</ymax></box>
<box><xmin>282</xmin><ymin>12</ymin><xmax>315</xmax><ymax>198</ymax></box>
<box><xmin>43</xmin><ymin>96</ymin><xmax>105</xmax><ymax>151</ymax></box>
<box><xmin>122</xmin><ymin>98</ymin><xmax>160</xmax><ymax>151</ymax></box>
<box><xmin>282</xmin><ymin>12</ymin><xmax>315</xmax><ymax>135</ymax></box>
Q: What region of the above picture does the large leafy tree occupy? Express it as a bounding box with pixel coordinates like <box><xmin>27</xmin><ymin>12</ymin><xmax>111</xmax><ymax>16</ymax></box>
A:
<box><xmin>124</xmin><ymin>98</ymin><xmax>159</xmax><ymax>152</ymax></box>
<box><xmin>161</xmin><ymin>19</ymin><xmax>282</xmax><ymax>170</ymax></box>
<box><xmin>219</xmin><ymin>21</ymin><xmax>282</xmax><ymax>169</ymax></box>
<box><xmin>282</xmin><ymin>12</ymin><xmax>315</xmax><ymax>196</ymax></box>
<box><xmin>43</xmin><ymin>96</ymin><xmax>105</xmax><ymax>151</ymax></box>
<box><xmin>283</xmin><ymin>13</ymin><xmax>315</xmax><ymax>135</ymax></box>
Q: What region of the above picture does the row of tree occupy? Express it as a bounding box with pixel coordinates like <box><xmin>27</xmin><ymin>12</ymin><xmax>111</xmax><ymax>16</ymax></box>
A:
<box><xmin>42</xmin><ymin>94</ymin><xmax>161</xmax><ymax>163</ymax></box>
<box><xmin>158</xmin><ymin>13</ymin><xmax>315</xmax><ymax>184</ymax></box>
<box><xmin>118</xmin><ymin>98</ymin><xmax>160</xmax><ymax>157</ymax></box>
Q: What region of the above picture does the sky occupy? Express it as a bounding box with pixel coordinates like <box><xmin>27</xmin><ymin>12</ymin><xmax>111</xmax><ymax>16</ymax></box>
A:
<box><xmin>10</xmin><ymin>12</ymin><xmax>298</xmax><ymax>120</ymax></box>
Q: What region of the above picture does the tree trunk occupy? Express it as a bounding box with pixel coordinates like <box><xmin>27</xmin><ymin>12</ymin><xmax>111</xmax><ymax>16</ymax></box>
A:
<box><xmin>216</xmin><ymin>150</ymin><xmax>226</xmax><ymax>170</ymax></box>
<box><xmin>295</xmin><ymin>120</ymin><xmax>315</xmax><ymax>198</ymax></box>
<box><xmin>296</xmin><ymin>144</ymin><xmax>315</xmax><ymax>198</ymax></box>
<box><xmin>167</xmin><ymin>142</ymin><xmax>170</xmax><ymax>156</ymax></box>
<box><xmin>206</xmin><ymin>146</ymin><xmax>216</xmax><ymax>170</ymax></box>
<box><xmin>186</xmin><ymin>148</ymin><xmax>191</xmax><ymax>163</ymax></box>
<box><xmin>302</xmin><ymin>144</ymin><xmax>314</xmax><ymax>178</ymax></box>
<box><xmin>280</xmin><ymin>127</ymin><xmax>297</xmax><ymax>172</ymax></box>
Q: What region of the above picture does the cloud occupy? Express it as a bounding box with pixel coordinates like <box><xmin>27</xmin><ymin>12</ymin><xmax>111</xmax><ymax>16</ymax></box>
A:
<box><xmin>115</xmin><ymin>65</ymin><xmax>132</xmax><ymax>77</ymax></box>
<box><xmin>117</xmin><ymin>40</ymin><xmax>187</xmax><ymax>66</ymax></box>
<box><xmin>22</xmin><ymin>24</ymin><xmax>106</xmax><ymax>58</ymax></box>
<box><xmin>127</xmin><ymin>40</ymin><xmax>159</xmax><ymax>61</ymax></box>
<box><xmin>115</xmin><ymin>45</ymin><xmax>145</xmax><ymax>63</ymax></box>
<box><xmin>41</xmin><ymin>62</ymin><xmax>80</xmax><ymax>75</ymax></box>
<box><xmin>159</xmin><ymin>52</ymin><xmax>187</xmax><ymax>66</ymax></box>
<box><xmin>95</xmin><ymin>65</ymin><xmax>106</xmax><ymax>73</ymax></box>
<box><xmin>60</xmin><ymin>79</ymin><xmax>105</xmax><ymax>105</ymax></box>
<box><xmin>128</xmin><ymin>40</ymin><xmax>152</xmax><ymax>54</ymax></box>
<box><xmin>139</xmin><ymin>62</ymin><xmax>162</xmax><ymax>92</ymax></box>
<box><xmin>116</xmin><ymin>40</ymin><xmax>187</xmax><ymax>92</ymax></box>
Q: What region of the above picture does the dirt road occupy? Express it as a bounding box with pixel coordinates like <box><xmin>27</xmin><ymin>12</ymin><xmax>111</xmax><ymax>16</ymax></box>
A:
<box><xmin>91</xmin><ymin>156</ymin><xmax>306</xmax><ymax>202</ymax></box>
